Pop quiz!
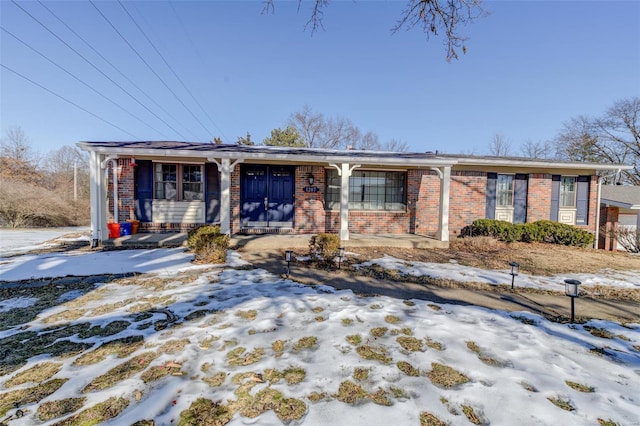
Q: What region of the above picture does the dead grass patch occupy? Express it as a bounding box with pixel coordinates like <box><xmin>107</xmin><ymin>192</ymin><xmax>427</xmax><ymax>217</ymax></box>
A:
<box><xmin>41</xmin><ymin>309</ymin><xmax>87</xmax><ymax>324</ymax></box>
<box><xmin>397</xmin><ymin>336</ymin><xmax>423</xmax><ymax>352</ymax></box>
<box><xmin>79</xmin><ymin>320</ymin><xmax>131</xmax><ymax>338</ymax></box>
<box><xmin>370</xmin><ymin>327</ymin><xmax>388</xmax><ymax>338</ymax></box>
<box><xmin>397</xmin><ymin>361</ymin><xmax>419</xmax><ymax>377</ymax></box>
<box><xmin>236</xmin><ymin>310</ymin><xmax>257</xmax><ymax>321</ymax></box>
<box><xmin>462</xmin><ymin>404</ymin><xmax>484</xmax><ymax>425</ymax></box>
<box><xmin>179</xmin><ymin>398</ymin><xmax>234</xmax><ymax>426</ymax></box>
<box><xmin>336</xmin><ymin>380</ymin><xmax>368</xmax><ymax>404</ymax></box>
<box><xmin>547</xmin><ymin>396</ymin><xmax>575</xmax><ymax>411</ymax></box>
<box><xmin>425</xmin><ymin>337</ymin><xmax>444</xmax><ymax>351</ymax></box>
<box><xmin>82</xmin><ymin>351</ymin><xmax>159</xmax><ymax>393</ymax></box>
<box><xmin>315</xmin><ymin>315</ymin><xmax>326</xmax><ymax>322</ymax></box>
<box><xmin>384</xmin><ymin>315</ymin><xmax>401</xmax><ymax>324</ymax></box>
<box><xmin>356</xmin><ymin>345</ymin><xmax>392</xmax><ymax>364</ymax></box>
<box><xmin>466</xmin><ymin>341</ymin><xmax>507</xmax><ymax>367</ymax></box>
<box><xmin>370</xmin><ymin>303</ymin><xmax>383</xmax><ymax>310</ymax></box>
<box><xmin>566</xmin><ymin>380</ymin><xmax>595</xmax><ymax>392</ymax></box>
<box><xmin>52</xmin><ymin>396</ymin><xmax>129</xmax><ymax>425</ymax></box>
<box><xmin>584</xmin><ymin>326</ymin><xmax>615</xmax><ymax>339</ymax></box>
<box><xmin>141</xmin><ymin>362</ymin><xmax>183</xmax><ymax>383</ymax></box>
<box><xmin>353</xmin><ymin>367</ymin><xmax>370</xmax><ymax>381</ymax></box>
<box><xmin>420</xmin><ymin>411</ymin><xmax>448</xmax><ymax>426</ymax></box>
<box><xmin>293</xmin><ymin>336</ymin><xmax>318</xmax><ymax>351</ymax></box>
<box><xmin>73</xmin><ymin>335</ymin><xmax>144</xmax><ymax>366</ymax></box>
<box><xmin>4</xmin><ymin>361</ymin><xmax>61</xmax><ymax>387</ymax></box>
<box><xmin>312</xmin><ymin>306</ymin><xmax>324</xmax><ymax>313</ymax></box>
<box><xmin>598</xmin><ymin>419</ymin><xmax>619</xmax><ymax>426</ymax></box>
<box><xmin>346</xmin><ymin>334</ymin><xmax>362</xmax><ymax>346</ymax></box>
<box><xmin>428</xmin><ymin>363</ymin><xmax>470</xmax><ymax>389</ymax></box>
<box><xmin>427</xmin><ymin>304</ymin><xmax>442</xmax><ymax>311</ymax></box>
<box><xmin>272</xmin><ymin>339</ymin><xmax>286</xmax><ymax>357</ymax></box>
<box><xmin>283</xmin><ymin>367</ymin><xmax>306</xmax><ymax>385</ymax></box>
<box><xmin>199</xmin><ymin>335</ymin><xmax>219</xmax><ymax>350</ymax></box>
<box><xmin>307</xmin><ymin>391</ymin><xmax>328</xmax><ymax>402</ymax></box>
<box><xmin>391</xmin><ymin>327</ymin><xmax>413</xmax><ymax>336</ymax></box>
<box><xmin>226</xmin><ymin>347</ymin><xmax>265</xmax><ymax>366</ymax></box>
<box><xmin>511</xmin><ymin>315</ymin><xmax>536</xmax><ymax>325</ymax></box>
<box><xmin>0</xmin><ymin>378</ymin><xmax>68</xmax><ymax>417</ymax></box>
<box><xmin>403</xmin><ymin>300</ymin><xmax>416</xmax><ymax>306</ymax></box>
<box><xmin>203</xmin><ymin>372</ymin><xmax>227</xmax><ymax>387</ymax></box>
<box><xmin>159</xmin><ymin>338</ymin><xmax>190</xmax><ymax>353</ymax></box>
<box><xmin>341</xmin><ymin>318</ymin><xmax>354</xmax><ymax>326</ymax></box>
<box><xmin>520</xmin><ymin>381</ymin><xmax>538</xmax><ymax>392</ymax></box>
<box><xmin>88</xmin><ymin>299</ymin><xmax>137</xmax><ymax>317</ymax></box>
<box><xmin>37</xmin><ymin>397</ymin><xmax>86</xmax><ymax>421</ymax></box>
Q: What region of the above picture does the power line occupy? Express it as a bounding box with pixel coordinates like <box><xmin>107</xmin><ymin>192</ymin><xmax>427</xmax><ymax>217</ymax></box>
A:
<box><xmin>10</xmin><ymin>0</ymin><xmax>190</xmax><ymax>140</ymax></box>
<box><xmin>1</xmin><ymin>63</ymin><xmax>140</xmax><ymax>139</ymax></box>
<box><xmin>90</xmin><ymin>0</ymin><xmax>211</xmax><ymax>138</ymax></box>
<box><xmin>36</xmin><ymin>0</ymin><xmax>195</xmax><ymax>140</ymax></box>
<box><xmin>119</xmin><ymin>0</ymin><xmax>229</xmax><ymax>142</ymax></box>
<box><xmin>1</xmin><ymin>26</ymin><xmax>170</xmax><ymax>138</ymax></box>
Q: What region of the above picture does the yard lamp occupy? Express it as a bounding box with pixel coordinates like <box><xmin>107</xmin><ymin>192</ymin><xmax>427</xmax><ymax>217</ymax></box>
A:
<box><xmin>509</xmin><ymin>261</ymin><xmax>520</xmax><ymax>290</ymax></box>
<box><xmin>307</xmin><ymin>172</ymin><xmax>315</xmax><ymax>186</ymax></box>
<box><xmin>564</xmin><ymin>279</ymin><xmax>581</xmax><ymax>323</ymax></box>
<box><xmin>337</xmin><ymin>247</ymin><xmax>345</xmax><ymax>269</ymax></box>
<box><xmin>285</xmin><ymin>250</ymin><xmax>293</xmax><ymax>277</ymax></box>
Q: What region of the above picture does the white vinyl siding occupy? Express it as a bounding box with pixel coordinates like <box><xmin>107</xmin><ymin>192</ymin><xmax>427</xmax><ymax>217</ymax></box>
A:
<box><xmin>152</xmin><ymin>200</ymin><xmax>205</xmax><ymax>224</ymax></box>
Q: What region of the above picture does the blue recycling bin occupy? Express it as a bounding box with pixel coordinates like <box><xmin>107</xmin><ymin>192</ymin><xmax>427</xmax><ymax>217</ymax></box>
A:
<box><xmin>120</xmin><ymin>222</ymin><xmax>132</xmax><ymax>236</ymax></box>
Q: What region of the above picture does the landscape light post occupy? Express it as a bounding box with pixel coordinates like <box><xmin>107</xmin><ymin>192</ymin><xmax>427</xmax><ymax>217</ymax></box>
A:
<box><xmin>337</xmin><ymin>247</ymin><xmax>345</xmax><ymax>269</ymax></box>
<box><xmin>509</xmin><ymin>261</ymin><xmax>520</xmax><ymax>290</ymax></box>
<box><xmin>564</xmin><ymin>279</ymin><xmax>581</xmax><ymax>323</ymax></box>
<box><xmin>285</xmin><ymin>250</ymin><xmax>293</xmax><ymax>277</ymax></box>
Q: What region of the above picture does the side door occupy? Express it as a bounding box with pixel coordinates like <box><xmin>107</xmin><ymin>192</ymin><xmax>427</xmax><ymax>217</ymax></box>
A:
<box><xmin>241</xmin><ymin>165</ymin><xmax>268</xmax><ymax>227</ymax></box>
<box><xmin>267</xmin><ymin>166</ymin><xmax>294</xmax><ymax>227</ymax></box>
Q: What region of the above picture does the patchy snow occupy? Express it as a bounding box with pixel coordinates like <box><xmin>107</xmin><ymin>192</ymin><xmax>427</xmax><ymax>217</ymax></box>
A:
<box><xmin>0</xmin><ymin>296</ymin><xmax>38</xmax><ymax>312</ymax></box>
<box><xmin>355</xmin><ymin>254</ymin><xmax>640</xmax><ymax>291</ymax></box>
<box><xmin>0</xmin><ymin>227</ymin><xmax>89</xmax><ymax>257</ymax></box>
<box><xmin>0</xmin><ymin>236</ymin><xmax>638</xmax><ymax>425</ymax></box>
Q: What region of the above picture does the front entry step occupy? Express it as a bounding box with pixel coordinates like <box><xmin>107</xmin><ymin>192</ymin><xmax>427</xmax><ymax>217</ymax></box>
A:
<box><xmin>240</xmin><ymin>227</ymin><xmax>294</xmax><ymax>235</ymax></box>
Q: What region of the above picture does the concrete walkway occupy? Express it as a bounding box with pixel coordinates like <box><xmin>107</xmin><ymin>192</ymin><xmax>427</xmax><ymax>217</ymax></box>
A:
<box><xmin>239</xmin><ymin>249</ymin><xmax>640</xmax><ymax>324</ymax></box>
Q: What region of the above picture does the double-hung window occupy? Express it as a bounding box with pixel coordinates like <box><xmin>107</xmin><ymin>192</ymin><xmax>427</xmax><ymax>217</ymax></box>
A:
<box><xmin>325</xmin><ymin>169</ymin><xmax>406</xmax><ymax>211</ymax></box>
<box><xmin>560</xmin><ymin>176</ymin><xmax>576</xmax><ymax>208</ymax></box>
<box><xmin>496</xmin><ymin>174</ymin><xmax>514</xmax><ymax>207</ymax></box>
<box><xmin>154</xmin><ymin>163</ymin><xmax>203</xmax><ymax>201</ymax></box>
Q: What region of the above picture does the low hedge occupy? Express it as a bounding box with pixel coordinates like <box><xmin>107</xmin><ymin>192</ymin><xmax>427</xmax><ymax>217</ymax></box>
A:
<box><xmin>461</xmin><ymin>219</ymin><xmax>594</xmax><ymax>247</ymax></box>
<box><xmin>186</xmin><ymin>225</ymin><xmax>229</xmax><ymax>263</ymax></box>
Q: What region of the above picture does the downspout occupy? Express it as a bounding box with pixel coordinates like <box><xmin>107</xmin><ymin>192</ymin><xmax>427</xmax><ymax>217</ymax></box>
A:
<box><xmin>101</xmin><ymin>156</ymin><xmax>119</xmax><ymax>223</ymax></box>
<box><xmin>594</xmin><ymin>168</ymin><xmax>621</xmax><ymax>249</ymax></box>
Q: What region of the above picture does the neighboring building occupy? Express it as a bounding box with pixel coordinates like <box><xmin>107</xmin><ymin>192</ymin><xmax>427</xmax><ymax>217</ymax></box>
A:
<box><xmin>599</xmin><ymin>185</ymin><xmax>640</xmax><ymax>251</ymax></box>
<box><xmin>77</xmin><ymin>141</ymin><xmax>630</xmax><ymax>248</ymax></box>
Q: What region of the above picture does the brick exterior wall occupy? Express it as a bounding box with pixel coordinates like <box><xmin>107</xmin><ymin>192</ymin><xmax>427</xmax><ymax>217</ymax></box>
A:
<box><xmin>107</xmin><ymin>158</ymin><xmax>135</xmax><ymax>223</ymax></box>
<box><xmin>410</xmin><ymin>169</ymin><xmax>440</xmax><ymax>236</ymax></box>
<box><xmin>294</xmin><ymin>166</ymin><xmax>326</xmax><ymax>234</ymax></box>
<box><xmin>448</xmin><ymin>171</ymin><xmax>486</xmax><ymax>237</ymax></box>
<box><xmin>107</xmin><ymin>159</ymin><xmax>600</xmax><ymax>237</ymax></box>
<box><xmin>526</xmin><ymin>173</ymin><xmax>552</xmax><ymax>222</ymax></box>
<box><xmin>598</xmin><ymin>205</ymin><xmax>619</xmax><ymax>250</ymax></box>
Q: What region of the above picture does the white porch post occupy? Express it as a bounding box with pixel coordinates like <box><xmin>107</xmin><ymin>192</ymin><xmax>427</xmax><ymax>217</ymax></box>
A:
<box><xmin>89</xmin><ymin>151</ymin><xmax>109</xmax><ymax>247</ymax></box>
<box><xmin>209</xmin><ymin>157</ymin><xmax>242</xmax><ymax>235</ymax></box>
<box><xmin>438</xmin><ymin>166</ymin><xmax>451</xmax><ymax>242</ymax></box>
<box><xmin>636</xmin><ymin>210</ymin><xmax>640</xmax><ymax>229</ymax></box>
<box><xmin>340</xmin><ymin>163</ymin><xmax>350</xmax><ymax>241</ymax></box>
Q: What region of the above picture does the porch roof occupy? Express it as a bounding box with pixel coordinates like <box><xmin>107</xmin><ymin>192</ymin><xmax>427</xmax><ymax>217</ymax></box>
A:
<box><xmin>76</xmin><ymin>140</ymin><xmax>631</xmax><ymax>171</ymax></box>
<box><xmin>601</xmin><ymin>185</ymin><xmax>640</xmax><ymax>209</ymax></box>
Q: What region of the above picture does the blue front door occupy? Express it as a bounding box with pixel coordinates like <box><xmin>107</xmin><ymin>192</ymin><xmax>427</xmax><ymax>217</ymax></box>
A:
<box><xmin>241</xmin><ymin>165</ymin><xmax>294</xmax><ymax>229</ymax></box>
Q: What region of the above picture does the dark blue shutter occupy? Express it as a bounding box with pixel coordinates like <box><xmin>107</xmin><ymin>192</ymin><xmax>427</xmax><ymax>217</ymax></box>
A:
<box><xmin>575</xmin><ymin>176</ymin><xmax>590</xmax><ymax>225</ymax></box>
<box><xmin>513</xmin><ymin>174</ymin><xmax>528</xmax><ymax>224</ymax></box>
<box><xmin>550</xmin><ymin>175</ymin><xmax>561</xmax><ymax>221</ymax></box>
<box><xmin>205</xmin><ymin>163</ymin><xmax>221</xmax><ymax>223</ymax></box>
<box><xmin>486</xmin><ymin>172</ymin><xmax>497</xmax><ymax>219</ymax></box>
<box><xmin>135</xmin><ymin>160</ymin><xmax>153</xmax><ymax>222</ymax></box>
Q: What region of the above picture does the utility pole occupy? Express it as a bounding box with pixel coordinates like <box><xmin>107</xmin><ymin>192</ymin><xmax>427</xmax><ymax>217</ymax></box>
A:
<box><xmin>74</xmin><ymin>161</ymin><xmax>78</xmax><ymax>201</ymax></box>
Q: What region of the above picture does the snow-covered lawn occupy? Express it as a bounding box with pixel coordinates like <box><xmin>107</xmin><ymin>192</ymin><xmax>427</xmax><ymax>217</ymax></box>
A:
<box><xmin>0</xmin><ymin>245</ymin><xmax>638</xmax><ymax>425</ymax></box>
<box><xmin>0</xmin><ymin>227</ymin><xmax>89</xmax><ymax>257</ymax></box>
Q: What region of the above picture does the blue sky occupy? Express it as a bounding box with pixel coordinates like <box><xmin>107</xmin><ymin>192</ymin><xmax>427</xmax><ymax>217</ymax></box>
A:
<box><xmin>1</xmin><ymin>0</ymin><xmax>639</xmax><ymax>156</ymax></box>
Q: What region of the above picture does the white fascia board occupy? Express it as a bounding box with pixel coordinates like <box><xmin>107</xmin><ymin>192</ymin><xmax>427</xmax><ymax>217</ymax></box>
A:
<box><xmin>453</xmin><ymin>157</ymin><xmax>632</xmax><ymax>171</ymax></box>
<box><xmin>75</xmin><ymin>144</ymin><xmax>458</xmax><ymax>167</ymax></box>
<box><xmin>600</xmin><ymin>199</ymin><xmax>640</xmax><ymax>210</ymax></box>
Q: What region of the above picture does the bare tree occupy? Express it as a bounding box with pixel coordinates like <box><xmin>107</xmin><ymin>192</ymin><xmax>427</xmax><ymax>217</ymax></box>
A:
<box><xmin>488</xmin><ymin>133</ymin><xmax>512</xmax><ymax>156</ymax></box>
<box><xmin>384</xmin><ymin>138</ymin><xmax>410</xmax><ymax>152</ymax></box>
<box><xmin>555</xmin><ymin>97</ymin><xmax>639</xmax><ymax>184</ymax></box>
<box><xmin>1</xmin><ymin>126</ymin><xmax>40</xmax><ymax>165</ymax></box>
<box><xmin>263</xmin><ymin>0</ymin><xmax>486</xmax><ymax>61</ymax></box>
<box><xmin>287</xmin><ymin>107</ymin><xmax>359</xmax><ymax>149</ymax></box>
<box><xmin>520</xmin><ymin>139</ymin><xmax>553</xmax><ymax>159</ymax></box>
<box><xmin>288</xmin><ymin>106</ymin><xmax>324</xmax><ymax>148</ymax></box>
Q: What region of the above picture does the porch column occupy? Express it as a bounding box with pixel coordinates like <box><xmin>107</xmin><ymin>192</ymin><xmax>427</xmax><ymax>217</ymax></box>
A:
<box><xmin>209</xmin><ymin>158</ymin><xmax>242</xmax><ymax>235</ymax></box>
<box><xmin>438</xmin><ymin>166</ymin><xmax>451</xmax><ymax>242</ymax></box>
<box><xmin>636</xmin><ymin>210</ymin><xmax>640</xmax><ymax>230</ymax></box>
<box><xmin>89</xmin><ymin>151</ymin><xmax>109</xmax><ymax>247</ymax></box>
<box><xmin>340</xmin><ymin>163</ymin><xmax>350</xmax><ymax>241</ymax></box>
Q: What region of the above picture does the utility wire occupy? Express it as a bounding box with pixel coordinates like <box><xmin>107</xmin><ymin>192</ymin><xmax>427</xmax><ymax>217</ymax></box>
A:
<box><xmin>120</xmin><ymin>0</ymin><xmax>229</xmax><ymax>142</ymax></box>
<box><xmin>10</xmin><ymin>0</ymin><xmax>189</xmax><ymax>140</ymax></box>
<box><xmin>90</xmin><ymin>0</ymin><xmax>211</xmax><ymax>138</ymax></box>
<box><xmin>167</xmin><ymin>0</ymin><xmax>234</xmax><ymax>143</ymax></box>
<box><xmin>1</xmin><ymin>26</ymin><xmax>170</xmax><ymax>138</ymax></box>
<box><xmin>1</xmin><ymin>63</ymin><xmax>140</xmax><ymax>139</ymax></box>
<box><xmin>36</xmin><ymin>0</ymin><xmax>194</xmax><ymax>140</ymax></box>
